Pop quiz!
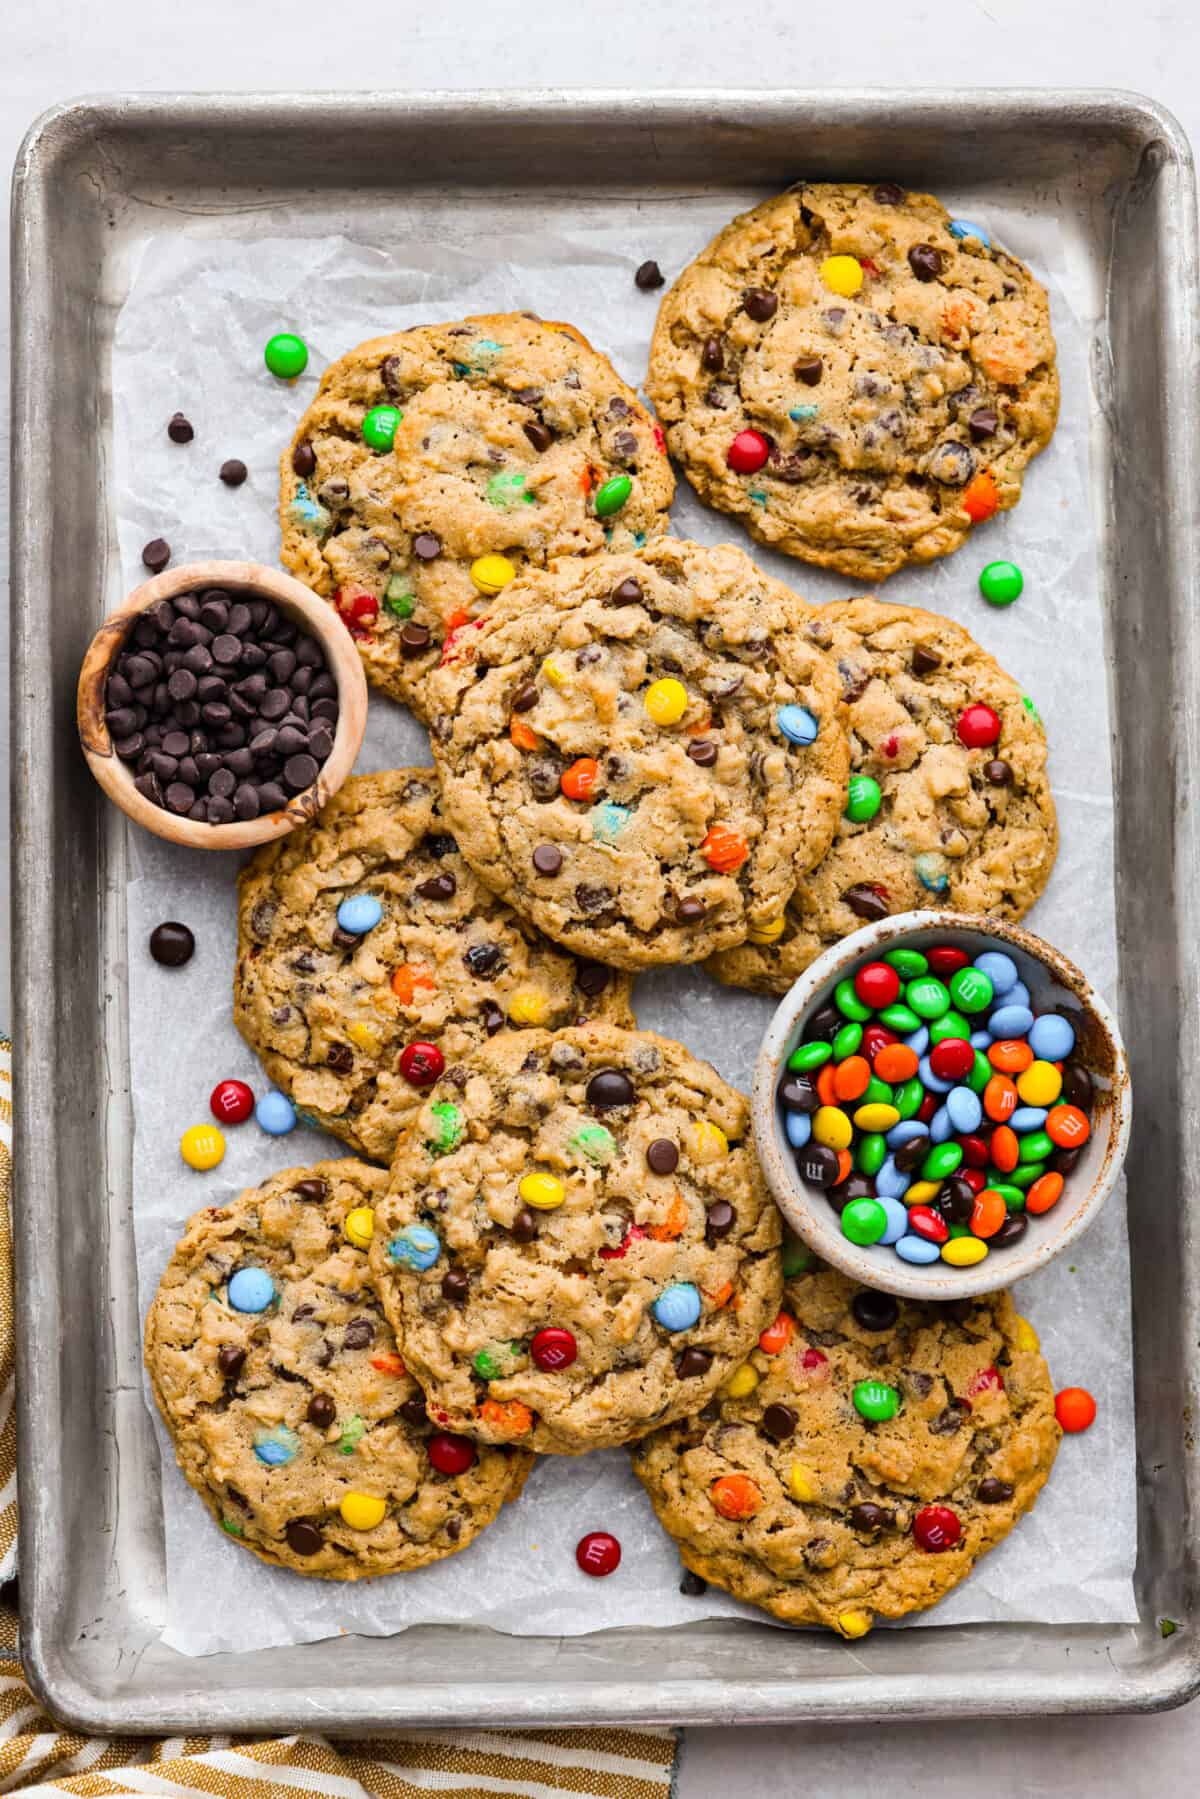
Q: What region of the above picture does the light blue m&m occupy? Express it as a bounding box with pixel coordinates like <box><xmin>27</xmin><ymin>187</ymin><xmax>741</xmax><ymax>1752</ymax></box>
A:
<box><xmin>256</xmin><ymin>1090</ymin><xmax>297</xmax><ymax>1135</ymax></box>
<box><xmin>974</xmin><ymin>951</ymin><xmax>1018</xmax><ymax>994</ymax></box>
<box><xmin>895</xmin><ymin>1234</ymin><xmax>941</xmax><ymax>1265</ymax></box>
<box><xmin>948</xmin><ymin>218</ymin><xmax>991</xmax><ymax>247</ymax></box>
<box><xmin>946</xmin><ymin>1086</ymin><xmax>983</xmax><ymax>1134</ymax></box>
<box><xmin>336</xmin><ymin>894</ymin><xmax>383</xmax><ymax>935</ymax></box>
<box><xmin>253</xmin><ymin>1425</ymin><xmax>300</xmax><ymax>1467</ymax></box>
<box><xmin>1029</xmin><ymin>1013</ymin><xmax>1076</xmax><ymax>1061</ymax></box>
<box><xmin>785</xmin><ymin>1111</ymin><xmax>812</xmax><ymax>1150</ymax></box>
<box><xmin>990</xmin><ymin>1004</ymin><xmax>1034</xmax><ymax>1039</ymax></box>
<box><xmin>388</xmin><ymin>1224</ymin><xmax>441</xmax><ymax>1271</ymax></box>
<box><xmin>878</xmin><ymin>1197</ymin><xmax>908</xmax><ymax>1245</ymax></box>
<box><xmin>228</xmin><ymin>1267</ymin><xmax>275</xmax><ymax>1313</ymax></box>
<box><xmin>652</xmin><ymin>1283</ymin><xmax>702</xmax><ymax>1331</ymax></box>
<box><xmin>777</xmin><ymin>705</ymin><xmax>818</xmax><ymax>746</ymax></box>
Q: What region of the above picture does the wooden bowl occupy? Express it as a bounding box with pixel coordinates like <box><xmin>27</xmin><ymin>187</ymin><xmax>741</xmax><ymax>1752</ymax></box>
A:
<box><xmin>77</xmin><ymin>561</ymin><xmax>367</xmax><ymax>850</ymax></box>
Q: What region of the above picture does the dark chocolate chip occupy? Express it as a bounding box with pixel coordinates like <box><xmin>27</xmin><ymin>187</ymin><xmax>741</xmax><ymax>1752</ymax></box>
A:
<box><xmin>294</xmin><ymin>1178</ymin><xmax>327</xmax><ymax>1202</ymax></box>
<box><xmin>610</xmin><ymin>577</ymin><xmax>643</xmax><ymax>605</ymax></box>
<box><xmin>977</xmin><ymin>1477</ymin><xmax>1014</xmax><ymax>1504</ymax></box>
<box><xmin>219</xmin><ymin>458</ymin><xmax>248</xmax><ymax>486</ymax></box>
<box><xmin>873</xmin><ymin>182</ymin><xmax>904</xmax><ymax>204</ymax></box>
<box><xmin>217</xmin><ymin>1344</ymin><xmax>245</xmax><ymax>1377</ymax></box>
<box><xmin>911</xmin><ymin>644</ymin><xmax>942</xmax><ymax>675</ymax></box>
<box><xmin>705</xmin><ymin>1200</ymin><xmax>735</xmax><ymax>1239</ymax></box>
<box><xmin>680</xmin><ymin>1569</ymin><xmax>708</xmax><ymax>1596</ymax></box>
<box><xmin>794</xmin><ymin>355</ymin><xmax>823</xmax><ymax>386</ymax></box>
<box><xmin>676</xmin><ymin>897</ymin><xmax>707</xmax><ymax>923</ymax></box>
<box><xmin>743</xmin><ymin>287</ymin><xmax>778</xmax><ymax>321</ymax></box>
<box><xmin>481</xmin><ymin>1000</ymin><xmax>505</xmax><ymax>1035</ymax></box>
<box><xmin>142</xmin><ymin>538</ymin><xmax>171</xmax><ymax>573</ymax></box>
<box><xmin>511</xmin><ymin>682</ymin><xmax>539</xmax><ymax>712</ymax></box>
<box><xmin>167</xmin><ymin>412</ymin><xmax>194</xmax><ymax>443</ymax></box>
<box><xmin>523</xmin><ymin>420</ymin><xmax>554</xmax><ymax>452</ymax></box>
<box><xmin>635</xmin><ymin>259</ymin><xmax>665</xmax><ymax>290</ymax></box>
<box><xmin>968</xmin><ymin>406</ymin><xmax>999</xmax><ymax>442</ymax></box>
<box><xmin>575</xmin><ymin>960</ymin><xmax>611</xmax><ymax>997</ymax></box>
<box><xmin>511</xmin><ymin>1207</ymin><xmax>539</xmax><ymax>1242</ymax></box>
<box><xmin>646</xmin><ymin>1138</ymin><xmax>679</xmax><ymax>1175</ymax></box>
<box><xmin>400</xmin><ymin>623</ymin><xmax>432</xmax><ymax>657</ymax></box>
<box><xmin>686</xmin><ymin>738</ymin><xmax>718</xmax><ymax>767</ymax></box>
<box><xmin>908</xmin><ymin>243</ymin><xmax>944</xmax><ymax>282</ymax></box>
<box><xmin>413</xmin><ymin>532</ymin><xmax>442</xmax><ymax>561</ymax></box>
<box><xmin>464</xmin><ymin>942</ymin><xmax>502</xmax><ymax>976</ymax></box>
<box><xmin>416</xmin><ymin>872</ymin><xmax>456</xmax><ymax>901</ymax></box>
<box><xmin>327</xmin><ymin>1042</ymin><xmax>354</xmax><ymax>1073</ymax></box>
<box><xmin>441</xmin><ymin>1269</ymin><xmax>470</xmax><ymax>1303</ymax></box>
<box><xmin>285</xmin><ymin>1520</ymin><xmax>324</xmax><ymax>1555</ymax></box>
<box><xmin>306</xmin><ymin>1394</ymin><xmax>336</xmax><ymax>1428</ymax></box>
<box><xmin>843</xmin><ymin>884</ymin><xmax>891</xmax><ymax>922</ymax></box>
<box><xmin>586</xmin><ymin>1068</ymin><xmax>634</xmax><ymax>1109</ymax></box>
<box><xmin>849</xmin><ymin>1502</ymin><xmax>891</xmax><ymax>1532</ymax></box>
<box><xmin>284</xmin><ymin>753</ymin><xmax>318</xmax><ymax>791</ymax></box>
<box><xmin>851</xmin><ymin>1290</ymin><xmax>899</xmax><ymax>1332</ymax></box>
<box><xmin>342</xmin><ymin>1317</ymin><xmax>375</xmax><ymax>1350</ymax></box>
<box><xmin>762</xmin><ymin>1403</ymin><xmax>798</xmax><ymax>1442</ymax></box>
<box><xmin>675</xmin><ymin>1347</ymin><xmax>713</xmax><ymax>1379</ymax></box>
<box><xmin>701</xmin><ymin>336</ymin><xmax>724</xmax><ymax>372</ymax></box>
<box><xmin>164</xmin><ymin>781</ymin><xmax>195</xmax><ymax>813</ymax></box>
<box><xmin>984</xmin><ymin>758</ymin><xmax>1013</xmax><ymax>786</ymax></box>
<box><xmin>532</xmin><ymin>844</ymin><xmax>562</xmax><ymax>875</ymax></box>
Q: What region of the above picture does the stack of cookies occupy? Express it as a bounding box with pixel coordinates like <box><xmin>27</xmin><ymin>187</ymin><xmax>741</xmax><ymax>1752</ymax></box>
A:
<box><xmin>145</xmin><ymin>180</ymin><xmax>1067</xmax><ymax>1631</ymax></box>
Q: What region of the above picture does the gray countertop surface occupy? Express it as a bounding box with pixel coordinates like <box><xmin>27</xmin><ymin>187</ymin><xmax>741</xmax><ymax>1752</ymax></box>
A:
<box><xmin>2</xmin><ymin>2</ymin><xmax>1194</xmax><ymax>1787</ymax></box>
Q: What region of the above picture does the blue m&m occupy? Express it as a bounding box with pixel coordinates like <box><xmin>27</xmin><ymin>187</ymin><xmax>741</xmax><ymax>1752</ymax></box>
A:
<box><xmin>387</xmin><ymin>1224</ymin><xmax>441</xmax><ymax>1271</ymax></box>
<box><xmin>337</xmin><ymin>894</ymin><xmax>383</xmax><ymax>935</ymax></box>
<box><xmin>228</xmin><ymin>1267</ymin><xmax>275</xmax><ymax>1313</ymax></box>
<box><xmin>652</xmin><ymin>1283</ymin><xmax>702</xmax><ymax>1331</ymax></box>
<box><xmin>777</xmin><ymin>705</ymin><xmax>818</xmax><ymax>746</ymax></box>
<box><xmin>256</xmin><ymin>1090</ymin><xmax>297</xmax><ymax>1135</ymax></box>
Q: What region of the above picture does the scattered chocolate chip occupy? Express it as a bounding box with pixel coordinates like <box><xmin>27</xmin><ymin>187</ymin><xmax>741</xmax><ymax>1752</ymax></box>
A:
<box><xmin>762</xmin><ymin>1403</ymin><xmax>798</xmax><ymax>1442</ymax></box>
<box><xmin>523</xmin><ymin>420</ymin><xmax>554</xmax><ymax>452</ymax></box>
<box><xmin>142</xmin><ymin>538</ymin><xmax>171</xmax><ymax>573</ymax></box>
<box><xmin>849</xmin><ymin>1501</ymin><xmax>891</xmax><ymax>1532</ymax></box>
<box><xmin>413</xmin><ymin>532</ymin><xmax>442</xmax><ymax>560</ymax></box>
<box><xmin>673</xmin><ymin>1347</ymin><xmax>712</xmax><ymax>1381</ymax></box>
<box><xmin>575</xmin><ymin>960</ymin><xmax>611</xmax><ymax>997</ymax></box>
<box><xmin>284</xmin><ymin>753</ymin><xmax>319</xmax><ymax>792</ymax></box>
<box><xmin>531</xmin><ymin>843</ymin><xmax>563</xmax><ymax>877</ymax></box>
<box><xmin>293</xmin><ymin>1178</ymin><xmax>327</xmax><ymax>1202</ymax></box>
<box><xmin>511</xmin><ymin>682</ymin><xmax>539</xmax><ymax>713</ymax></box>
<box><xmin>743</xmin><ymin>287</ymin><xmax>778</xmax><ymax>321</ymax></box>
<box><xmin>647</xmin><ymin>1138</ymin><xmax>679</xmax><ymax>1175</ymax></box>
<box><xmin>575</xmin><ymin>882</ymin><xmax>613</xmax><ymax>915</ymax></box>
<box><xmin>984</xmin><ymin>758</ymin><xmax>1013</xmax><ymax>786</ymax></box>
<box><xmin>285</xmin><ymin>1519</ymin><xmax>324</xmax><ymax>1555</ymax></box>
<box><xmin>968</xmin><ymin>406</ymin><xmax>999</xmax><ymax>442</ymax></box>
<box><xmin>219</xmin><ymin>458</ymin><xmax>248</xmax><ymax>487</ymax></box>
<box><xmin>851</xmin><ymin>1290</ymin><xmax>898</xmax><ymax>1333</ymax></box>
<box><xmin>327</xmin><ymin>1042</ymin><xmax>354</xmax><ymax>1073</ymax></box>
<box><xmin>680</xmin><ymin>1569</ymin><xmax>708</xmax><ymax>1596</ymax></box>
<box><xmin>343</xmin><ymin>1317</ymin><xmax>376</xmax><ymax>1350</ymax></box>
<box><xmin>441</xmin><ymin>1269</ymin><xmax>470</xmax><ymax>1303</ymax></box>
<box><xmin>167</xmin><ymin>412</ymin><xmax>194</xmax><ymax>443</ymax></box>
<box><xmin>416</xmin><ymin>872</ymin><xmax>456</xmax><ymax>901</ymax></box>
<box><xmin>586</xmin><ymin>1068</ymin><xmax>634</xmax><ymax>1109</ymax></box>
<box><xmin>464</xmin><ymin>942</ymin><xmax>502</xmax><ymax>976</ymax></box>
<box><xmin>400</xmin><ymin>1396</ymin><xmax>428</xmax><ymax>1428</ymax></box>
<box><xmin>635</xmin><ymin>259</ymin><xmax>665</xmax><ymax>290</ymax></box>
<box><xmin>610</xmin><ymin>577</ymin><xmax>643</xmax><ymax>605</ymax></box>
<box><xmin>217</xmin><ymin>1344</ymin><xmax>245</xmax><ymax>1377</ymax></box>
<box><xmin>908</xmin><ymin>243</ymin><xmax>944</xmax><ymax>282</ymax></box>
<box><xmin>306</xmin><ymin>1394</ymin><xmax>336</xmax><ymax>1428</ymax></box>
<box><xmin>676</xmin><ymin>897</ymin><xmax>707</xmax><ymax>923</ymax></box>
<box><xmin>873</xmin><ymin>182</ymin><xmax>904</xmax><ymax>205</ymax></box>
<box><xmin>700</xmin><ymin>337</ymin><xmax>725</xmax><ymax>373</ymax></box>
<box><xmin>686</xmin><ymin>738</ymin><xmax>718</xmax><ymax>767</ymax></box>
<box><xmin>911</xmin><ymin>644</ymin><xmax>942</xmax><ymax>675</ymax></box>
<box><xmin>705</xmin><ymin>1200</ymin><xmax>735</xmax><ymax>1239</ymax></box>
<box><xmin>511</xmin><ymin>1207</ymin><xmax>539</xmax><ymax>1242</ymax></box>
<box><xmin>481</xmin><ymin>1000</ymin><xmax>505</xmax><ymax>1035</ymax></box>
<box><xmin>148</xmin><ymin>920</ymin><xmax>195</xmax><ymax>967</ymax></box>
<box><xmin>794</xmin><ymin>355</ymin><xmax>823</xmax><ymax>386</ymax></box>
<box><xmin>977</xmin><ymin>1477</ymin><xmax>1014</xmax><ymax>1504</ymax></box>
<box><xmin>843</xmin><ymin>884</ymin><xmax>891</xmax><ymax>922</ymax></box>
<box><xmin>292</xmin><ymin>440</ymin><xmax>316</xmax><ymax>477</ymax></box>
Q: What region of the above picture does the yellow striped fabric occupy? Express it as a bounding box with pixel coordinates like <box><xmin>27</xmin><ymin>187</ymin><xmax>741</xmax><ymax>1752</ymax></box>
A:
<box><xmin>0</xmin><ymin>1043</ymin><xmax>677</xmax><ymax>1798</ymax></box>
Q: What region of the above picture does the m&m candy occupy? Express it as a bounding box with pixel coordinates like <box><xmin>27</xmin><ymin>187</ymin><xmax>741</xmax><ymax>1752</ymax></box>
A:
<box><xmin>576</xmin><ymin>1531</ymin><xmax>622</xmax><ymax>1576</ymax></box>
<box><xmin>210</xmin><ymin>1079</ymin><xmax>254</xmax><ymax>1125</ymax></box>
<box><xmin>256</xmin><ymin>1091</ymin><xmax>297</xmax><ymax>1135</ymax></box>
<box><xmin>778</xmin><ymin>936</ymin><xmax>1100</xmax><ymax>1273</ymax></box>
<box><xmin>181</xmin><ymin>1123</ymin><xmax>225</xmax><ymax>1170</ymax></box>
<box><xmin>264</xmin><ymin>333</ymin><xmax>308</xmax><ymax>378</ymax></box>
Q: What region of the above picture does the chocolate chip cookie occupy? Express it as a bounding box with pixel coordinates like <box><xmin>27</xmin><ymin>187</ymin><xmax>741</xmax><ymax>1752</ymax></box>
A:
<box><xmin>424</xmin><ymin>538</ymin><xmax>850</xmax><ymax>970</ymax></box>
<box><xmin>279</xmin><ymin>315</ymin><xmax>674</xmax><ymax>717</ymax></box>
<box><xmin>708</xmin><ymin>599</ymin><xmax>1057</xmax><ymax>995</ymax></box>
<box><xmin>647</xmin><ymin>184</ymin><xmax>1059</xmax><ymax>580</ymax></box>
<box><xmin>234</xmin><ymin>768</ymin><xmax>634</xmax><ymax>1163</ymax></box>
<box><xmin>631</xmin><ymin>1266</ymin><xmax>1059</xmax><ymax>1633</ymax></box>
<box><xmin>368</xmin><ymin>1024</ymin><xmax>783</xmax><ymax>1455</ymax></box>
<box><xmin>144</xmin><ymin>1161</ymin><xmax>532</xmax><ymax>1578</ymax></box>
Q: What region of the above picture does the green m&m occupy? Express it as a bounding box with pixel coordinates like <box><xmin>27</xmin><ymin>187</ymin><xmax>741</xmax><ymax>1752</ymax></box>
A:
<box><xmin>853</xmin><ymin>1379</ymin><xmax>899</xmax><ymax>1423</ymax></box>
<box><xmin>362</xmin><ymin>404</ymin><xmax>402</xmax><ymax>451</ymax></box>
<box><xmin>845</xmin><ymin>774</ymin><xmax>882</xmax><ymax>822</ymax></box>
<box><xmin>594</xmin><ymin>474</ymin><xmax>632</xmax><ymax>517</ymax></box>
<box><xmin>264</xmin><ymin>332</ymin><xmax>309</xmax><ymax>379</ymax></box>
<box><xmin>841</xmin><ymin>1197</ymin><xmax>887</xmax><ymax>1246</ymax></box>
<box><xmin>979</xmin><ymin>559</ymin><xmax>1024</xmax><ymax>606</ymax></box>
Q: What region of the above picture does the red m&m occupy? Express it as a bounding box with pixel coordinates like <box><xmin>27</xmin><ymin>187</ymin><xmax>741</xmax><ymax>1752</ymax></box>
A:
<box><xmin>726</xmin><ymin>429</ymin><xmax>770</xmax><ymax>474</ymax></box>
<box><xmin>399</xmin><ymin>1041</ymin><xmax>445</xmax><ymax>1088</ymax></box>
<box><xmin>956</xmin><ymin>704</ymin><xmax>1002</xmax><ymax>749</ymax></box>
<box><xmin>531</xmin><ymin>1327</ymin><xmax>578</xmax><ymax>1371</ymax></box>
<box><xmin>576</xmin><ymin>1531</ymin><xmax>622</xmax><ymax>1576</ymax></box>
<box><xmin>427</xmin><ymin>1431</ymin><xmax>477</xmax><ymax>1475</ymax></box>
<box><xmin>210</xmin><ymin>1079</ymin><xmax>254</xmax><ymax>1124</ymax></box>
<box><xmin>853</xmin><ymin>961</ymin><xmax>900</xmax><ymax>1009</ymax></box>
<box><xmin>913</xmin><ymin>1504</ymin><xmax>962</xmax><ymax>1552</ymax></box>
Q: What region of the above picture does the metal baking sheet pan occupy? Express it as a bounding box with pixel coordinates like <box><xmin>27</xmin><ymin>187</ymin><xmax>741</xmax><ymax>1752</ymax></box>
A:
<box><xmin>11</xmin><ymin>89</ymin><xmax>1200</xmax><ymax>1734</ymax></box>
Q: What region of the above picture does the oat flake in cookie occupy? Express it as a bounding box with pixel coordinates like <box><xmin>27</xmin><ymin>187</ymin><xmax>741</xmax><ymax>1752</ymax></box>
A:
<box><xmin>631</xmin><ymin>1267</ymin><xmax>1060</xmax><ymax>1634</ymax></box>
<box><xmin>368</xmin><ymin>1025</ymin><xmax>783</xmax><ymax>1455</ymax></box>
<box><xmin>144</xmin><ymin>1161</ymin><xmax>532</xmax><ymax>1578</ymax></box>
<box><xmin>647</xmin><ymin>184</ymin><xmax>1059</xmax><ymax>580</ymax></box>
<box><xmin>425</xmin><ymin>539</ymin><xmax>850</xmax><ymax>970</ymax></box>
<box><xmin>279</xmin><ymin>315</ymin><xmax>674</xmax><ymax>718</ymax></box>
<box><xmin>234</xmin><ymin>769</ymin><xmax>633</xmax><ymax>1164</ymax></box>
<box><xmin>709</xmin><ymin>598</ymin><xmax>1058</xmax><ymax>996</ymax></box>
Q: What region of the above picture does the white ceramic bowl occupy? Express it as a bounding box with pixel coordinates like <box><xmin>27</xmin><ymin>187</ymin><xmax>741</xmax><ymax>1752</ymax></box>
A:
<box><xmin>751</xmin><ymin>910</ymin><xmax>1132</xmax><ymax>1300</ymax></box>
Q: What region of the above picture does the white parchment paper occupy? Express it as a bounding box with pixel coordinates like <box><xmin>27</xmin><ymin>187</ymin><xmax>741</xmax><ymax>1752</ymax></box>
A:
<box><xmin>112</xmin><ymin>197</ymin><xmax>1137</xmax><ymax>1656</ymax></box>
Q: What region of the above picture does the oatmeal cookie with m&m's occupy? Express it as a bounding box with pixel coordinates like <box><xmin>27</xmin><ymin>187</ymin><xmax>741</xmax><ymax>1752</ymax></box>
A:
<box><xmin>647</xmin><ymin>183</ymin><xmax>1058</xmax><ymax>579</ymax></box>
<box><xmin>708</xmin><ymin>598</ymin><xmax>1057</xmax><ymax>995</ymax></box>
<box><xmin>234</xmin><ymin>768</ymin><xmax>633</xmax><ymax>1164</ymax></box>
<box><xmin>279</xmin><ymin>315</ymin><xmax>674</xmax><ymax>717</ymax></box>
<box><xmin>425</xmin><ymin>538</ymin><xmax>850</xmax><ymax>970</ymax></box>
<box><xmin>144</xmin><ymin>1161</ymin><xmax>532</xmax><ymax>1578</ymax></box>
<box><xmin>631</xmin><ymin>1266</ymin><xmax>1059</xmax><ymax>1633</ymax></box>
<box><xmin>368</xmin><ymin>1024</ymin><xmax>783</xmax><ymax>1455</ymax></box>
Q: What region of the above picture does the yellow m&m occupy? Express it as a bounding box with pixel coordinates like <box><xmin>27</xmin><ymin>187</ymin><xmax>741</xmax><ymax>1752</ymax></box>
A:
<box><xmin>347</xmin><ymin>1020</ymin><xmax>381</xmax><ymax>1055</ymax></box>
<box><xmin>344</xmin><ymin>1206</ymin><xmax>376</xmax><ymax>1250</ymax></box>
<box><xmin>820</xmin><ymin>254</ymin><xmax>864</xmax><ymax>297</ymax></box>
<box><xmin>470</xmin><ymin>553</ymin><xmax>516</xmax><ymax>595</ymax></box>
<box><xmin>786</xmin><ymin>1463</ymin><xmax>817</xmax><ymax>1502</ymax></box>
<box><xmin>1014</xmin><ymin>1315</ymin><xmax>1041</xmax><ymax>1353</ymax></box>
<box><xmin>644</xmin><ymin>678</ymin><xmax>689</xmax><ymax>725</ymax></box>
<box><xmin>508</xmin><ymin>989</ymin><xmax>551</xmax><ymax>1026</ymax></box>
<box><xmin>519</xmin><ymin>1171</ymin><xmax>565</xmax><ymax>1211</ymax></box>
<box><xmin>723</xmin><ymin>1362</ymin><xmax>760</xmax><ymax>1399</ymax></box>
<box><xmin>340</xmin><ymin>1491</ymin><xmax>387</xmax><ymax>1531</ymax></box>
<box><xmin>180</xmin><ymin>1123</ymin><xmax>225</xmax><ymax>1171</ymax></box>
<box><xmin>747</xmin><ymin>915</ymin><xmax>786</xmax><ymax>945</ymax></box>
<box><xmin>837</xmin><ymin>1610</ymin><xmax>873</xmax><ymax>1639</ymax></box>
<box><xmin>691</xmin><ymin>1120</ymin><xmax>729</xmax><ymax>1163</ymax></box>
<box><xmin>942</xmin><ymin>1236</ymin><xmax>989</xmax><ymax>1267</ymax></box>
<box><xmin>1016</xmin><ymin>1059</ymin><xmax>1062</xmax><ymax>1106</ymax></box>
<box><xmin>541</xmin><ymin>656</ymin><xmax>572</xmax><ymax>690</ymax></box>
<box><xmin>812</xmin><ymin>1106</ymin><xmax>853</xmax><ymax>1152</ymax></box>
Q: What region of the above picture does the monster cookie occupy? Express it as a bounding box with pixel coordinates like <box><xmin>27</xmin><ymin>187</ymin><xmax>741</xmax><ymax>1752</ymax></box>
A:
<box><xmin>425</xmin><ymin>539</ymin><xmax>850</xmax><ymax>970</ymax></box>
<box><xmin>368</xmin><ymin>1024</ymin><xmax>783</xmax><ymax>1454</ymax></box>
<box><xmin>631</xmin><ymin>1266</ymin><xmax>1059</xmax><ymax>1632</ymax></box>
<box><xmin>144</xmin><ymin>1161</ymin><xmax>532</xmax><ymax>1577</ymax></box>
<box><xmin>279</xmin><ymin>315</ymin><xmax>674</xmax><ymax>716</ymax></box>
<box><xmin>234</xmin><ymin>768</ymin><xmax>633</xmax><ymax>1163</ymax></box>
<box><xmin>709</xmin><ymin>599</ymin><xmax>1057</xmax><ymax>995</ymax></box>
<box><xmin>647</xmin><ymin>184</ymin><xmax>1059</xmax><ymax>580</ymax></box>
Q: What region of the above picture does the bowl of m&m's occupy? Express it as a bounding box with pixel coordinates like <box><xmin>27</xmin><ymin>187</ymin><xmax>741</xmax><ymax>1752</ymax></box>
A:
<box><xmin>752</xmin><ymin>911</ymin><xmax>1131</xmax><ymax>1299</ymax></box>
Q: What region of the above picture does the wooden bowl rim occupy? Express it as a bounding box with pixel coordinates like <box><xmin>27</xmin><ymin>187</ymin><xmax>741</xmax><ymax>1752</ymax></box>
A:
<box><xmin>76</xmin><ymin>560</ymin><xmax>368</xmax><ymax>851</ymax></box>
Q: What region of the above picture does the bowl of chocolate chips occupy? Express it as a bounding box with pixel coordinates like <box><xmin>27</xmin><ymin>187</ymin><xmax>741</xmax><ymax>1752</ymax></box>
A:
<box><xmin>77</xmin><ymin>561</ymin><xmax>367</xmax><ymax>849</ymax></box>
